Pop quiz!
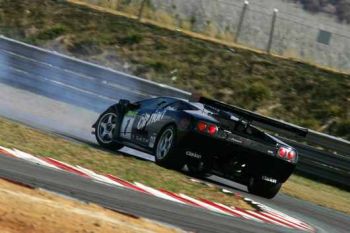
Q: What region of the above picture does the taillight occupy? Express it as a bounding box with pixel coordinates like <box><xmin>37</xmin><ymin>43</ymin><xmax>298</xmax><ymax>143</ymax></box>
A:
<box><xmin>277</xmin><ymin>147</ymin><xmax>297</xmax><ymax>162</ymax></box>
<box><xmin>197</xmin><ymin>121</ymin><xmax>218</xmax><ymax>136</ymax></box>
<box><xmin>278</xmin><ymin>147</ymin><xmax>287</xmax><ymax>158</ymax></box>
<box><xmin>197</xmin><ymin>121</ymin><xmax>207</xmax><ymax>132</ymax></box>
<box><xmin>287</xmin><ymin>150</ymin><xmax>296</xmax><ymax>161</ymax></box>
<box><xmin>208</xmin><ymin>124</ymin><xmax>218</xmax><ymax>135</ymax></box>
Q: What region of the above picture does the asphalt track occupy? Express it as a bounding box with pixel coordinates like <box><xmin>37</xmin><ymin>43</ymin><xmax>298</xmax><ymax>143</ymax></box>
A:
<box><xmin>0</xmin><ymin>38</ymin><xmax>349</xmax><ymax>232</ymax></box>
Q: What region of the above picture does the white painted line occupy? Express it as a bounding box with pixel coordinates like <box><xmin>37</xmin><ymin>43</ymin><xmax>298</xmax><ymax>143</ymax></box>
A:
<box><xmin>178</xmin><ymin>193</ymin><xmax>230</xmax><ymax>215</ymax></box>
<box><xmin>42</xmin><ymin>157</ymin><xmax>90</xmax><ymax>177</ymax></box>
<box><xmin>104</xmin><ymin>175</ymin><xmax>149</xmax><ymax>193</ymax></box>
<box><xmin>246</xmin><ymin>210</ymin><xmax>292</xmax><ymax>228</ymax></box>
<box><xmin>264</xmin><ymin>209</ymin><xmax>314</xmax><ymax>231</ymax></box>
<box><xmin>227</xmin><ymin>208</ymin><xmax>264</xmax><ymax>222</ymax></box>
<box><xmin>0</xmin><ymin>145</ymin><xmax>315</xmax><ymax>231</ymax></box>
<box><xmin>134</xmin><ymin>182</ymin><xmax>185</xmax><ymax>204</ymax></box>
<box><xmin>12</xmin><ymin>149</ymin><xmax>58</xmax><ymax>169</ymax></box>
<box><xmin>261</xmin><ymin>211</ymin><xmax>311</xmax><ymax>231</ymax></box>
<box><xmin>0</xmin><ymin>146</ymin><xmax>17</xmax><ymax>157</ymax></box>
<box><xmin>75</xmin><ymin>166</ymin><xmax>124</xmax><ymax>187</ymax></box>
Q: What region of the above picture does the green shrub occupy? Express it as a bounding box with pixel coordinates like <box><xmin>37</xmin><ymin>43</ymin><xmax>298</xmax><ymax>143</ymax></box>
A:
<box><xmin>118</xmin><ymin>33</ymin><xmax>143</xmax><ymax>45</ymax></box>
<box><xmin>245</xmin><ymin>82</ymin><xmax>272</xmax><ymax>102</ymax></box>
<box><xmin>36</xmin><ymin>24</ymin><xmax>67</xmax><ymax>40</ymax></box>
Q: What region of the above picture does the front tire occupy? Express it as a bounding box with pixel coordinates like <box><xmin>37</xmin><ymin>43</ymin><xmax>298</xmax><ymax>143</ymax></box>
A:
<box><xmin>155</xmin><ymin>125</ymin><xmax>184</xmax><ymax>170</ymax></box>
<box><xmin>95</xmin><ymin>109</ymin><xmax>124</xmax><ymax>150</ymax></box>
<box><xmin>247</xmin><ymin>177</ymin><xmax>281</xmax><ymax>199</ymax></box>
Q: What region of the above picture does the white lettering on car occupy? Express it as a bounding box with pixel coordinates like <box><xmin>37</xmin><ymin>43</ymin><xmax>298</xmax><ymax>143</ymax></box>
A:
<box><xmin>149</xmin><ymin>135</ymin><xmax>156</xmax><ymax>148</ymax></box>
<box><xmin>136</xmin><ymin>113</ymin><xmax>150</xmax><ymax>130</ymax></box>
<box><xmin>120</xmin><ymin>111</ymin><xmax>137</xmax><ymax>139</ymax></box>
<box><xmin>137</xmin><ymin>111</ymin><xmax>166</xmax><ymax>130</ymax></box>
<box><xmin>262</xmin><ymin>176</ymin><xmax>277</xmax><ymax>183</ymax></box>
<box><xmin>186</xmin><ymin>151</ymin><xmax>202</xmax><ymax>159</ymax></box>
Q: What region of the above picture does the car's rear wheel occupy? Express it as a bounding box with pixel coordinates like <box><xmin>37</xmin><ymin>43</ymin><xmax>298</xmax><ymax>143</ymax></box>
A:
<box><xmin>155</xmin><ymin>125</ymin><xmax>184</xmax><ymax>170</ymax></box>
<box><xmin>247</xmin><ymin>177</ymin><xmax>281</xmax><ymax>199</ymax></box>
<box><xmin>95</xmin><ymin>110</ymin><xmax>124</xmax><ymax>150</ymax></box>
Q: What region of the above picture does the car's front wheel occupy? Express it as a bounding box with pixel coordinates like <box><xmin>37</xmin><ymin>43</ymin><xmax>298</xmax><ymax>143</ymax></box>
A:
<box><xmin>95</xmin><ymin>109</ymin><xmax>124</xmax><ymax>150</ymax></box>
<box><xmin>155</xmin><ymin>125</ymin><xmax>184</xmax><ymax>170</ymax></box>
<box><xmin>247</xmin><ymin>177</ymin><xmax>281</xmax><ymax>199</ymax></box>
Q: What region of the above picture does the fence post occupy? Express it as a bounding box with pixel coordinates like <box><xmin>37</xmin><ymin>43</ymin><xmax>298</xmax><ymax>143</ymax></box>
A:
<box><xmin>138</xmin><ymin>0</ymin><xmax>147</xmax><ymax>21</ymax></box>
<box><xmin>267</xmin><ymin>8</ymin><xmax>278</xmax><ymax>54</ymax></box>
<box><xmin>235</xmin><ymin>0</ymin><xmax>249</xmax><ymax>43</ymax></box>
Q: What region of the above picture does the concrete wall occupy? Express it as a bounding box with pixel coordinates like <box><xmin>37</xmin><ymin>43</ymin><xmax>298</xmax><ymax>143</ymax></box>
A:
<box><xmin>78</xmin><ymin>0</ymin><xmax>350</xmax><ymax>73</ymax></box>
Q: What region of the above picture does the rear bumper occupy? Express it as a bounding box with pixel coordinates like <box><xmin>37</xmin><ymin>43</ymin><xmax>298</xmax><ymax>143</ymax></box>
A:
<box><xmin>177</xmin><ymin>131</ymin><xmax>296</xmax><ymax>183</ymax></box>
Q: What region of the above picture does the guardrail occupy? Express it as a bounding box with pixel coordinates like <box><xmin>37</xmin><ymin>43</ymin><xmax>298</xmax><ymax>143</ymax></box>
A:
<box><xmin>0</xmin><ymin>35</ymin><xmax>349</xmax><ymax>189</ymax></box>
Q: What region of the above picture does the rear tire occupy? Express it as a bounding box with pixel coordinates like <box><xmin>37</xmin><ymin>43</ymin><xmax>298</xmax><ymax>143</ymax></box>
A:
<box><xmin>95</xmin><ymin>109</ymin><xmax>124</xmax><ymax>150</ymax></box>
<box><xmin>247</xmin><ymin>177</ymin><xmax>281</xmax><ymax>199</ymax></box>
<box><xmin>155</xmin><ymin>125</ymin><xmax>185</xmax><ymax>170</ymax></box>
<box><xmin>186</xmin><ymin>160</ymin><xmax>210</xmax><ymax>178</ymax></box>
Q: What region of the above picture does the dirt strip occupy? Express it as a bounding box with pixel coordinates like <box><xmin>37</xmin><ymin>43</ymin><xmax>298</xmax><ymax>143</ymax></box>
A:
<box><xmin>0</xmin><ymin>179</ymin><xmax>185</xmax><ymax>233</ymax></box>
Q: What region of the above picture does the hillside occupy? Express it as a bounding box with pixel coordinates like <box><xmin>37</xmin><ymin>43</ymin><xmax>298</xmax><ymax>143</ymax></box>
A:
<box><xmin>0</xmin><ymin>0</ymin><xmax>349</xmax><ymax>140</ymax></box>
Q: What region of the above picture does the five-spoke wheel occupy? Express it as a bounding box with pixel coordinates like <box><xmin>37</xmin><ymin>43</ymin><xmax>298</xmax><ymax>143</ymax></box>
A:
<box><xmin>95</xmin><ymin>110</ymin><xmax>124</xmax><ymax>150</ymax></box>
<box><xmin>155</xmin><ymin>125</ymin><xmax>185</xmax><ymax>169</ymax></box>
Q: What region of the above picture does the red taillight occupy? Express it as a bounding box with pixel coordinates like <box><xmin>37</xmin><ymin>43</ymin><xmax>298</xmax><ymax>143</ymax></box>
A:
<box><xmin>278</xmin><ymin>147</ymin><xmax>297</xmax><ymax>162</ymax></box>
<box><xmin>287</xmin><ymin>150</ymin><xmax>296</xmax><ymax>160</ymax></box>
<box><xmin>208</xmin><ymin>124</ymin><xmax>218</xmax><ymax>135</ymax></box>
<box><xmin>278</xmin><ymin>147</ymin><xmax>287</xmax><ymax>158</ymax></box>
<box><xmin>197</xmin><ymin>121</ymin><xmax>218</xmax><ymax>136</ymax></box>
<box><xmin>197</xmin><ymin>121</ymin><xmax>207</xmax><ymax>132</ymax></box>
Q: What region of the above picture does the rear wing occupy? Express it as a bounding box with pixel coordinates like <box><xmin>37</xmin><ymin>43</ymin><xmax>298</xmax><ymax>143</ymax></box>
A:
<box><xmin>198</xmin><ymin>97</ymin><xmax>308</xmax><ymax>137</ymax></box>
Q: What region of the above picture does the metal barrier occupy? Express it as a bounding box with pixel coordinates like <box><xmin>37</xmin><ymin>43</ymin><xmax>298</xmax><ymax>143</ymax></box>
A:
<box><xmin>0</xmin><ymin>35</ymin><xmax>349</xmax><ymax>189</ymax></box>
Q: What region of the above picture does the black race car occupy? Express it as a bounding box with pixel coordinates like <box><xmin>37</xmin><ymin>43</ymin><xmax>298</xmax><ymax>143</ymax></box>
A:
<box><xmin>93</xmin><ymin>96</ymin><xmax>307</xmax><ymax>198</ymax></box>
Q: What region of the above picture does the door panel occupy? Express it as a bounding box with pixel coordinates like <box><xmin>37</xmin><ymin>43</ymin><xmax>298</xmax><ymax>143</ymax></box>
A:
<box><xmin>120</xmin><ymin>110</ymin><xmax>137</xmax><ymax>140</ymax></box>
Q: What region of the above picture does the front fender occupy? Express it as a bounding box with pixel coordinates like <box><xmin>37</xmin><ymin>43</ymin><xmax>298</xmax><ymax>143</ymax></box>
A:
<box><xmin>92</xmin><ymin>99</ymin><xmax>133</xmax><ymax>128</ymax></box>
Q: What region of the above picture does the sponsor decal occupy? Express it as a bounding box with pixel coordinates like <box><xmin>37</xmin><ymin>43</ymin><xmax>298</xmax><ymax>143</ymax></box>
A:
<box><xmin>186</xmin><ymin>151</ymin><xmax>202</xmax><ymax>159</ymax></box>
<box><xmin>137</xmin><ymin>110</ymin><xmax>166</xmax><ymax>130</ymax></box>
<box><xmin>267</xmin><ymin>150</ymin><xmax>274</xmax><ymax>155</ymax></box>
<box><xmin>262</xmin><ymin>176</ymin><xmax>277</xmax><ymax>183</ymax></box>
<box><xmin>126</xmin><ymin>111</ymin><xmax>137</xmax><ymax>117</ymax></box>
<box><xmin>134</xmin><ymin>135</ymin><xmax>149</xmax><ymax>144</ymax></box>
<box><xmin>149</xmin><ymin>135</ymin><xmax>156</xmax><ymax>148</ymax></box>
<box><xmin>120</xmin><ymin>111</ymin><xmax>137</xmax><ymax>140</ymax></box>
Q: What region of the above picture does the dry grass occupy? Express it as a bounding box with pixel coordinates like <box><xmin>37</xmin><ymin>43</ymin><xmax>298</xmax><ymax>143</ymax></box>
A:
<box><xmin>0</xmin><ymin>179</ymin><xmax>184</xmax><ymax>233</ymax></box>
<box><xmin>282</xmin><ymin>175</ymin><xmax>350</xmax><ymax>215</ymax></box>
<box><xmin>0</xmin><ymin>116</ymin><xmax>349</xmax><ymax>214</ymax></box>
<box><xmin>0</xmin><ymin>117</ymin><xmax>251</xmax><ymax>210</ymax></box>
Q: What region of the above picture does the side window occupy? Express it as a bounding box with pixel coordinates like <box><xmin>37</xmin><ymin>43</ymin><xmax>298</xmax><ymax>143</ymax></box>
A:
<box><xmin>165</xmin><ymin>101</ymin><xmax>195</xmax><ymax>111</ymax></box>
<box><xmin>137</xmin><ymin>98</ymin><xmax>168</xmax><ymax>109</ymax></box>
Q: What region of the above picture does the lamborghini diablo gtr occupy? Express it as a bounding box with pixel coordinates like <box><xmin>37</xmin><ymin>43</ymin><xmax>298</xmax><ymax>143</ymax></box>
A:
<box><xmin>92</xmin><ymin>96</ymin><xmax>307</xmax><ymax>198</ymax></box>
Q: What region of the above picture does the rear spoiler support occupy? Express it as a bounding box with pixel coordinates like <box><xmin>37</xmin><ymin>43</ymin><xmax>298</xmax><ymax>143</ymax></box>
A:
<box><xmin>198</xmin><ymin>97</ymin><xmax>308</xmax><ymax>137</ymax></box>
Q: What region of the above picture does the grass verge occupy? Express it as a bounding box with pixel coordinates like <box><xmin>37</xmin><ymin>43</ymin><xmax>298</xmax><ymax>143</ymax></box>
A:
<box><xmin>0</xmin><ymin>116</ymin><xmax>349</xmax><ymax>214</ymax></box>
<box><xmin>282</xmin><ymin>175</ymin><xmax>350</xmax><ymax>214</ymax></box>
<box><xmin>0</xmin><ymin>116</ymin><xmax>251</xmax><ymax>210</ymax></box>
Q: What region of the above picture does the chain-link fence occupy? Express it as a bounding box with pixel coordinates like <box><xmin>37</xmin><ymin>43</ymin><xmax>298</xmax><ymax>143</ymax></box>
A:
<box><xmin>80</xmin><ymin>0</ymin><xmax>350</xmax><ymax>73</ymax></box>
